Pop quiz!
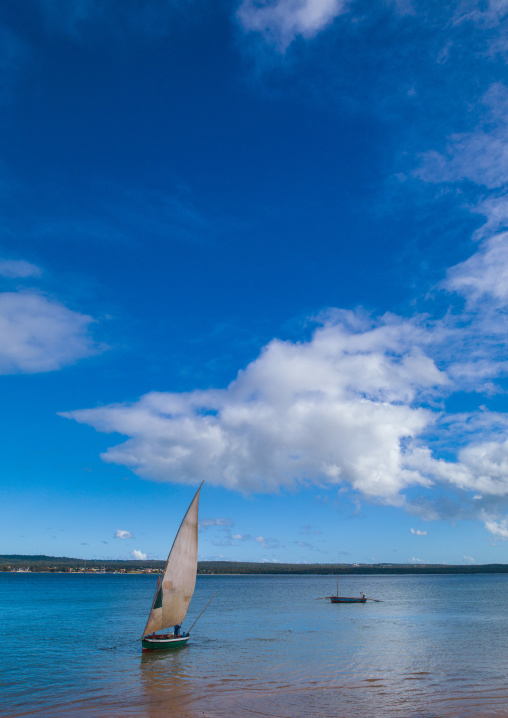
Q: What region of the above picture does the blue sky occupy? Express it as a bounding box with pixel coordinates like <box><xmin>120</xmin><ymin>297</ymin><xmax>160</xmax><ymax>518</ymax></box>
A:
<box><xmin>2</xmin><ymin>0</ymin><xmax>508</xmax><ymax>565</ymax></box>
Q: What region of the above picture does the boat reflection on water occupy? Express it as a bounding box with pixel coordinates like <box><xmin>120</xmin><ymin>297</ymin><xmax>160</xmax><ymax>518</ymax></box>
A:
<box><xmin>138</xmin><ymin>648</ymin><xmax>201</xmax><ymax>718</ymax></box>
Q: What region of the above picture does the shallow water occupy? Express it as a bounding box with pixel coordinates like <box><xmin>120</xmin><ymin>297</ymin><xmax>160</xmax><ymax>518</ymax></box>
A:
<box><xmin>2</xmin><ymin>573</ymin><xmax>508</xmax><ymax>717</ymax></box>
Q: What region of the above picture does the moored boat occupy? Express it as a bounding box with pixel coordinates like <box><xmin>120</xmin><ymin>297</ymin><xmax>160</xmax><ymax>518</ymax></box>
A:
<box><xmin>322</xmin><ymin>576</ymin><xmax>367</xmax><ymax>603</ymax></box>
<box><xmin>329</xmin><ymin>594</ymin><xmax>366</xmax><ymax>603</ymax></box>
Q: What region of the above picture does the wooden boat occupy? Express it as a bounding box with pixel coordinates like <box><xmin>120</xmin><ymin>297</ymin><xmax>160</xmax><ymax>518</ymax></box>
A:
<box><xmin>141</xmin><ymin>483</ymin><xmax>202</xmax><ymax>651</ymax></box>
<box><xmin>326</xmin><ymin>576</ymin><xmax>367</xmax><ymax>604</ymax></box>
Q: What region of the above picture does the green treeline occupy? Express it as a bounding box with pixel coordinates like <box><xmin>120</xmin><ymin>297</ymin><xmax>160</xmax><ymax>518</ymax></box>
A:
<box><xmin>2</xmin><ymin>555</ymin><xmax>508</xmax><ymax>574</ymax></box>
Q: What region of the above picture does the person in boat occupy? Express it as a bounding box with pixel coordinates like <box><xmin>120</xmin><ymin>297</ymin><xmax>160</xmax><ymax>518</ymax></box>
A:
<box><xmin>360</xmin><ymin>592</ymin><xmax>365</xmax><ymax>599</ymax></box>
<box><xmin>174</xmin><ymin>624</ymin><xmax>181</xmax><ymax>638</ymax></box>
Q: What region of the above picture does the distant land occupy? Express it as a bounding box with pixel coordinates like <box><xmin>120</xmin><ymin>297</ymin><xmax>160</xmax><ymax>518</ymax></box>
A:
<box><xmin>2</xmin><ymin>555</ymin><xmax>508</xmax><ymax>574</ymax></box>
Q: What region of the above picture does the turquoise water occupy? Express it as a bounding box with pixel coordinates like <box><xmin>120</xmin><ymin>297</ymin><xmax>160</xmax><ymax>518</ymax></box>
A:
<box><xmin>2</xmin><ymin>573</ymin><xmax>508</xmax><ymax>717</ymax></box>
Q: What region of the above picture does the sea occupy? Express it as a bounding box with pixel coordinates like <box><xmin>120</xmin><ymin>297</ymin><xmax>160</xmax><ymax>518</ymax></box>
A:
<box><xmin>2</xmin><ymin>572</ymin><xmax>508</xmax><ymax>717</ymax></box>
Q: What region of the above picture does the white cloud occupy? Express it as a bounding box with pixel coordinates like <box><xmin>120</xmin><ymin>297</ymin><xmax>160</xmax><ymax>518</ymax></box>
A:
<box><xmin>0</xmin><ymin>259</ymin><xmax>41</xmax><ymax>278</ymax></box>
<box><xmin>237</xmin><ymin>0</ymin><xmax>348</xmax><ymax>50</ymax></box>
<box><xmin>114</xmin><ymin>529</ymin><xmax>133</xmax><ymax>539</ymax></box>
<box><xmin>59</xmin><ymin>201</ymin><xmax>508</xmax><ymax>534</ymax></box>
<box><xmin>62</xmin><ymin>312</ymin><xmax>446</xmax><ymax>498</ymax></box>
<box><xmin>444</xmin><ymin>232</ymin><xmax>508</xmax><ymax>306</ymax></box>
<box><xmin>60</xmin><ymin>286</ymin><xmax>508</xmax><ymax>503</ymax></box>
<box><xmin>484</xmin><ymin>517</ymin><xmax>508</xmax><ymax>539</ymax></box>
<box><xmin>131</xmin><ymin>549</ymin><xmax>147</xmax><ymax>560</ymax></box>
<box><xmin>0</xmin><ymin>291</ymin><xmax>99</xmax><ymax>374</ymax></box>
<box><xmin>418</xmin><ymin>84</ymin><xmax>508</xmax><ymax>189</ymax></box>
<box><xmin>463</xmin><ymin>555</ymin><xmax>475</xmax><ymax>562</ymax></box>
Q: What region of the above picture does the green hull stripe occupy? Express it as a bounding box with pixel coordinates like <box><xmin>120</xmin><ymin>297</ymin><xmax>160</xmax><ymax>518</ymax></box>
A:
<box><xmin>142</xmin><ymin>637</ymin><xmax>189</xmax><ymax>650</ymax></box>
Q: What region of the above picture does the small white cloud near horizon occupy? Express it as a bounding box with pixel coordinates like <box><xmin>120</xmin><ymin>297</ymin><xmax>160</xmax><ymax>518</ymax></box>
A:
<box><xmin>411</xmin><ymin>528</ymin><xmax>428</xmax><ymax>536</ymax></box>
<box><xmin>131</xmin><ymin>549</ymin><xmax>147</xmax><ymax>560</ymax></box>
<box><xmin>237</xmin><ymin>0</ymin><xmax>348</xmax><ymax>50</ymax></box>
<box><xmin>255</xmin><ymin>535</ymin><xmax>280</xmax><ymax>549</ymax></box>
<box><xmin>199</xmin><ymin>518</ymin><xmax>234</xmax><ymax>530</ymax></box>
<box><xmin>114</xmin><ymin>529</ymin><xmax>133</xmax><ymax>539</ymax></box>
<box><xmin>484</xmin><ymin>518</ymin><xmax>508</xmax><ymax>539</ymax></box>
<box><xmin>0</xmin><ymin>259</ymin><xmax>42</xmax><ymax>278</ymax></box>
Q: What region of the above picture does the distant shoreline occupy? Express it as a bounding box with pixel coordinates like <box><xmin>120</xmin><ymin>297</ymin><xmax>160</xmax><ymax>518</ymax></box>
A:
<box><xmin>6</xmin><ymin>570</ymin><xmax>508</xmax><ymax>578</ymax></box>
<box><xmin>3</xmin><ymin>555</ymin><xmax>508</xmax><ymax>575</ymax></box>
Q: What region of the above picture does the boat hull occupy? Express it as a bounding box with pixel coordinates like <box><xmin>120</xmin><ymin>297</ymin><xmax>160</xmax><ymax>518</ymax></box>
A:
<box><xmin>329</xmin><ymin>596</ymin><xmax>367</xmax><ymax>603</ymax></box>
<box><xmin>142</xmin><ymin>635</ymin><xmax>190</xmax><ymax>651</ymax></box>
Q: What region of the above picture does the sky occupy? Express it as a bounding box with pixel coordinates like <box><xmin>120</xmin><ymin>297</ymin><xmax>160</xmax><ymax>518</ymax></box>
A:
<box><xmin>2</xmin><ymin>0</ymin><xmax>508</xmax><ymax>566</ymax></box>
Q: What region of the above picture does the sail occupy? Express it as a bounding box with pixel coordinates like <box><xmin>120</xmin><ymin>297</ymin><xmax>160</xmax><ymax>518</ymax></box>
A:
<box><xmin>142</xmin><ymin>483</ymin><xmax>202</xmax><ymax>636</ymax></box>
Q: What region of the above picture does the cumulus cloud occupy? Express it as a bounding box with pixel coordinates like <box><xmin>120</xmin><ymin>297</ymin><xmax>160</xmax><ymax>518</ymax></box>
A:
<box><xmin>59</xmin><ymin>191</ymin><xmax>508</xmax><ymax>532</ymax></box>
<box><xmin>0</xmin><ymin>291</ymin><xmax>99</xmax><ymax>374</ymax></box>
<box><xmin>0</xmin><ymin>259</ymin><xmax>41</xmax><ymax>278</ymax></box>
<box><xmin>61</xmin><ymin>312</ymin><xmax>449</xmax><ymax>498</ymax></box>
<box><xmin>410</xmin><ymin>528</ymin><xmax>428</xmax><ymax>536</ymax></box>
<box><xmin>237</xmin><ymin>0</ymin><xmax>348</xmax><ymax>50</ymax></box>
<box><xmin>114</xmin><ymin>529</ymin><xmax>133</xmax><ymax>539</ymax></box>
<box><xmin>60</xmin><ymin>274</ymin><xmax>508</xmax><ymax>504</ymax></box>
<box><xmin>131</xmin><ymin>549</ymin><xmax>147</xmax><ymax>560</ymax></box>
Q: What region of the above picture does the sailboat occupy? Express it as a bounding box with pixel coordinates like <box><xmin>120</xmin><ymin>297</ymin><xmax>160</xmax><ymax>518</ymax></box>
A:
<box><xmin>141</xmin><ymin>483</ymin><xmax>202</xmax><ymax>651</ymax></box>
<box><xmin>326</xmin><ymin>575</ymin><xmax>366</xmax><ymax>603</ymax></box>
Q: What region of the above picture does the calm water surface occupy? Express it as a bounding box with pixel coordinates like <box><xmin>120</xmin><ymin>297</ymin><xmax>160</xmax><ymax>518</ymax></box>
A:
<box><xmin>2</xmin><ymin>573</ymin><xmax>508</xmax><ymax>717</ymax></box>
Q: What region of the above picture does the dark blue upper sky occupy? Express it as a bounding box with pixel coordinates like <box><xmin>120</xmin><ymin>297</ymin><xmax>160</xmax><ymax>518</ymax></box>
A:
<box><xmin>2</xmin><ymin>0</ymin><xmax>508</xmax><ymax>564</ymax></box>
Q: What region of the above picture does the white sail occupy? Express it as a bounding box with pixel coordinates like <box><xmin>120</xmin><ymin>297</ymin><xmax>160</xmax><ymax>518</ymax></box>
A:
<box><xmin>142</xmin><ymin>483</ymin><xmax>202</xmax><ymax>637</ymax></box>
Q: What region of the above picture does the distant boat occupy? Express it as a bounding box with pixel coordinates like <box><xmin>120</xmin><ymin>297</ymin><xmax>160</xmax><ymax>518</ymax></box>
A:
<box><xmin>325</xmin><ymin>576</ymin><xmax>367</xmax><ymax>603</ymax></box>
<box><xmin>141</xmin><ymin>483</ymin><xmax>202</xmax><ymax>651</ymax></box>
